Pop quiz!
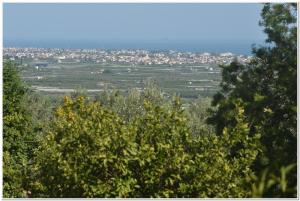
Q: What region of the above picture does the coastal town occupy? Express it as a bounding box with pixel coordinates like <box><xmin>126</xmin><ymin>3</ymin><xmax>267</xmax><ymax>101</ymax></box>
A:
<box><xmin>4</xmin><ymin>47</ymin><xmax>252</xmax><ymax>66</ymax></box>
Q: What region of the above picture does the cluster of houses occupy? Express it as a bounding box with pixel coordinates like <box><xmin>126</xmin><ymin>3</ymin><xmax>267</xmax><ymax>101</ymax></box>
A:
<box><xmin>4</xmin><ymin>47</ymin><xmax>252</xmax><ymax>66</ymax></box>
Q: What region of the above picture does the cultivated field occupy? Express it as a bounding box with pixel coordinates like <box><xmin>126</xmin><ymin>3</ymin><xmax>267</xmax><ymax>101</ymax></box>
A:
<box><xmin>20</xmin><ymin>62</ymin><xmax>221</xmax><ymax>100</ymax></box>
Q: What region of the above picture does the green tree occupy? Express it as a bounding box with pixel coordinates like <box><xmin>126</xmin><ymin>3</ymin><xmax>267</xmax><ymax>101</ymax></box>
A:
<box><xmin>3</xmin><ymin>62</ymin><xmax>35</xmax><ymax>197</ymax></box>
<box><xmin>208</xmin><ymin>3</ymin><xmax>297</xmax><ymax>196</ymax></box>
<box><xmin>32</xmin><ymin>96</ymin><xmax>259</xmax><ymax>198</ymax></box>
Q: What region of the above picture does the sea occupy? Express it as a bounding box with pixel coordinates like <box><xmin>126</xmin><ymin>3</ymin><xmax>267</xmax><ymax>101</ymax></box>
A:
<box><xmin>4</xmin><ymin>39</ymin><xmax>267</xmax><ymax>56</ymax></box>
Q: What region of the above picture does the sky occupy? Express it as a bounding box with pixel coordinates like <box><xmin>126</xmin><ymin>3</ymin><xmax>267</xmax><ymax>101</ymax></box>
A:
<box><xmin>3</xmin><ymin>3</ymin><xmax>267</xmax><ymax>53</ymax></box>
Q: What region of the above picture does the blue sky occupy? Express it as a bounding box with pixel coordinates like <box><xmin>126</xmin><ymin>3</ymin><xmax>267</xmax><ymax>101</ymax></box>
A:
<box><xmin>4</xmin><ymin>3</ymin><xmax>266</xmax><ymax>43</ymax></box>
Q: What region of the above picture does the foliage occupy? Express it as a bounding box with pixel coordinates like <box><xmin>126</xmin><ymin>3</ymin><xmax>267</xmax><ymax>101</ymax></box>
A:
<box><xmin>3</xmin><ymin>62</ymin><xmax>34</xmax><ymax>197</ymax></box>
<box><xmin>186</xmin><ymin>97</ymin><xmax>215</xmax><ymax>136</ymax></box>
<box><xmin>32</xmin><ymin>96</ymin><xmax>260</xmax><ymax>198</ymax></box>
<box><xmin>208</xmin><ymin>3</ymin><xmax>297</xmax><ymax>184</ymax></box>
<box><xmin>251</xmin><ymin>164</ymin><xmax>297</xmax><ymax>198</ymax></box>
<box><xmin>22</xmin><ymin>92</ymin><xmax>57</xmax><ymax>135</ymax></box>
<box><xmin>184</xmin><ymin>100</ymin><xmax>261</xmax><ymax>197</ymax></box>
<box><xmin>95</xmin><ymin>81</ymin><xmax>167</xmax><ymax>123</ymax></box>
<box><xmin>95</xmin><ymin>82</ymin><xmax>215</xmax><ymax>137</ymax></box>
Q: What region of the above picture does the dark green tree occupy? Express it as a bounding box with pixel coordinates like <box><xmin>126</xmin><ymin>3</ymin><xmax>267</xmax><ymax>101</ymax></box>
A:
<box><xmin>3</xmin><ymin>62</ymin><xmax>34</xmax><ymax>197</ymax></box>
<box><xmin>208</xmin><ymin>3</ymin><xmax>297</xmax><ymax>197</ymax></box>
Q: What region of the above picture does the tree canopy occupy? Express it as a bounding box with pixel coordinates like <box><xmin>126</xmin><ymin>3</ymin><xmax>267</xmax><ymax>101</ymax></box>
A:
<box><xmin>208</xmin><ymin>3</ymin><xmax>297</xmax><ymax>197</ymax></box>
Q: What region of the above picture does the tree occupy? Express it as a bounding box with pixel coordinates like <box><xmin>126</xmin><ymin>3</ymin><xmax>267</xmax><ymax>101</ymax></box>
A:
<box><xmin>3</xmin><ymin>62</ymin><xmax>35</xmax><ymax>197</ymax></box>
<box><xmin>207</xmin><ymin>3</ymin><xmax>297</xmax><ymax>197</ymax></box>
<box><xmin>32</xmin><ymin>96</ymin><xmax>259</xmax><ymax>198</ymax></box>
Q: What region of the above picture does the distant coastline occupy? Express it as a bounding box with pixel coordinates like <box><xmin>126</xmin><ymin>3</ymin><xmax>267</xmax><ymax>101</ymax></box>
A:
<box><xmin>4</xmin><ymin>39</ymin><xmax>266</xmax><ymax>56</ymax></box>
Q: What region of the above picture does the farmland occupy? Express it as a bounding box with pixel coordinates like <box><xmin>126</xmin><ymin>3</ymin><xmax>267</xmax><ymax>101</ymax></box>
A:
<box><xmin>20</xmin><ymin>62</ymin><xmax>221</xmax><ymax>101</ymax></box>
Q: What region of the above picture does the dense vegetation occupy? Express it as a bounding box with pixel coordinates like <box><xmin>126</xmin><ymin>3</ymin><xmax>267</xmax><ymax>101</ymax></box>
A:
<box><xmin>3</xmin><ymin>3</ymin><xmax>297</xmax><ymax>198</ymax></box>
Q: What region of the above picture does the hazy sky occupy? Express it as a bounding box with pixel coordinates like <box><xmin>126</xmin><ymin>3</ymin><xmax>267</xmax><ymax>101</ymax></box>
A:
<box><xmin>4</xmin><ymin>3</ymin><xmax>266</xmax><ymax>44</ymax></box>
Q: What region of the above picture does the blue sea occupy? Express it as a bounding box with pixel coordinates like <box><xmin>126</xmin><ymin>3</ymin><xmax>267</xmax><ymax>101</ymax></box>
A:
<box><xmin>4</xmin><ymin>39</ymin><xmax>266</xmax><ymax>56</ymax></box>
